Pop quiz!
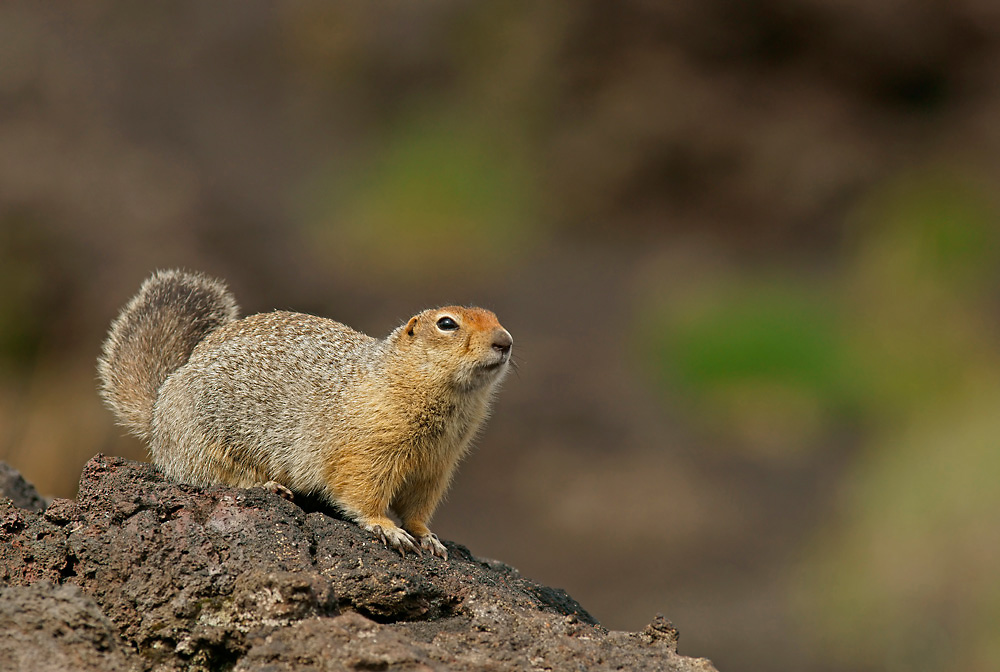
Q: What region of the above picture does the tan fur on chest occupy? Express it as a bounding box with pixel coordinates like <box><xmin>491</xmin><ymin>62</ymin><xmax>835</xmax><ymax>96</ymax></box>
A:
<box><xmin>319</xmin><ymin>383</ymin><xmax>489</xmax><ymax>511</ymax></box>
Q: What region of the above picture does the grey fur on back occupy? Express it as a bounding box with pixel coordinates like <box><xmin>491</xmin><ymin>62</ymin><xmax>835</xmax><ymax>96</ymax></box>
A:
<box><xmin>150</xmin><ymin>310</ymin><xmax>387</xmax><ymax>490</ymax></box>
<box><xmin>97</xmin><ymin>269</ymin><xmax>239</xmax><ymax>441</ymax></box>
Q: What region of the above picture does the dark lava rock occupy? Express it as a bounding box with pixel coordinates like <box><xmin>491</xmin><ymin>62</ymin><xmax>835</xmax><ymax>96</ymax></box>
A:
<box><xmin>0</xmin><ymin>455</ymin><xmax>718</xmax><ymax>671</ymax></box>
<box><xmin>0</xmin><ymin>582</ymin><xmax>136</xmax><ymax>672</ymax></box>
<box><xmin>0</xmin><ymin>461</ymin><xmax>47</xmax><ymax>512</ymax></box>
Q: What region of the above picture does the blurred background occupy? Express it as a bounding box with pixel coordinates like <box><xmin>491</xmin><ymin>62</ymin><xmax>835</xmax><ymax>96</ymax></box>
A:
<box><xmin>1</xmin><ymin>2</ymin><xmax>999</xmax><ymax>670</ymax></box>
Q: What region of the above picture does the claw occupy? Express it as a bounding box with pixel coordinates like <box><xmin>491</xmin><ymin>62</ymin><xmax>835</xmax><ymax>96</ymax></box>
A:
<box><xmin>260</xmin><ymin>481</ymin><xmax>294</xmax><ymax>501</ymax></box>
<box><xmin>418</xmin><ymin>532</ymin><xmax>448</xmax><ymax>560</ymax></box>
<box><xmin>368</xmin><ymin>523</ymin><xmax>421</xmax><ymax>557</ymax></box>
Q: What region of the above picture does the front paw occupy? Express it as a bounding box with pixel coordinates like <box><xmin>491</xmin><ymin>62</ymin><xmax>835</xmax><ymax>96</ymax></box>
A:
<box><xmin>366</xmin><ymin>523</ymin><xmax>421</xmax><ymax>557</ymax></box>
<box><xmin>418</xmin><ymin>532</ymin><xmax>448</xmax><ymax>560</ymax></box>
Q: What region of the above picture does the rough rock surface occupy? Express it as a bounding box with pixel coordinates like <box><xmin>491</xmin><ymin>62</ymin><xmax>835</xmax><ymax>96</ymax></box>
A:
<box><xmin>0</xmin><ymin>455</ymin><xmax>717</xmax><ymax>671</ymax></box>
<box><xmin>0</xmin><ymin>461</ymin><xmax>47</xmax><ymax>512</ymax></box>
<box><xmin>0</xmin><ymin>582</ymin><xmax>135</xmax><ymax>672</ymax></box>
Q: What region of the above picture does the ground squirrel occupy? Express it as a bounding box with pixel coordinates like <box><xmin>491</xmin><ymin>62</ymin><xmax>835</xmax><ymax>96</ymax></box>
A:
<box><xmin>98</xmin><ymin>269</ymin><xmax>513</xmax><ymax>559</ymax></box>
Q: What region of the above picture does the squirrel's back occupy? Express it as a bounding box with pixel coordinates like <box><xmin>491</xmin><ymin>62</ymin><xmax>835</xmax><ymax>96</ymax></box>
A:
<box><xmin>97</xmin><ymin>269</ymin><xmax>239</xmax><ymax>440</ymax></box>
<box><xmin>150</xmin><ymin>310</ymin><xmax>386</xmax><ymax>487</ymax></box>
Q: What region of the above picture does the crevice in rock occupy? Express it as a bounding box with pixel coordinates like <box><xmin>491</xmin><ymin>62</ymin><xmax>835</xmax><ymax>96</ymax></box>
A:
<box><xmin>59</xmin><ymin>552</ymin><xmax>78</xmax><ymax>580</ymax></box>
<box><xmin>344</xmin><ymin>592</ymin><xmax>462</xmax><ymax>625</ymax></box>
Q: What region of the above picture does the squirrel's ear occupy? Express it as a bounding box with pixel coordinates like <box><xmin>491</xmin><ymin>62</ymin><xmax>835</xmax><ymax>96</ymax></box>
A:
<box><xmin>405</xmin><ymin>316</ymin><xmax>418</xmax><ymax>337</ymax></box>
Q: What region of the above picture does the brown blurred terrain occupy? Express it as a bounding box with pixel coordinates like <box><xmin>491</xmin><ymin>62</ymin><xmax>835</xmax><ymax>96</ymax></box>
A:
<box><xmin>2</xmin><ymin>2</ymin><xmax>1000</xmax><ymax>671</ymax></box>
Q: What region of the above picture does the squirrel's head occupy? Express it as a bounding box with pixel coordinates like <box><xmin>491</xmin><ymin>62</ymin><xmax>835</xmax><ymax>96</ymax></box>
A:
<box><xmin>394</xmin><ymin>306</ymin><xmax>513</xmax><ymax>390</ymax></box>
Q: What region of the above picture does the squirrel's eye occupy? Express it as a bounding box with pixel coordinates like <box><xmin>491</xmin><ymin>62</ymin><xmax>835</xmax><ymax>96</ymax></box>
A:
<box><xmin>436</xmin><ymin>316</ymin><xmax>459</xmax><ymax>331</ymax></box>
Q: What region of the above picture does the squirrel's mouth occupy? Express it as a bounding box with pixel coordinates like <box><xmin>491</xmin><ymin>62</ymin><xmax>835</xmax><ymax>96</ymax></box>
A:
<box><xmin>460</xmin><ymin>356</ymin><xmax>509</xmax><ymax>389</ymax></box>
<box><xmin>479</xmin><ymin>355</ymin><xmax>509</xmax><ymax>372</ymax></box>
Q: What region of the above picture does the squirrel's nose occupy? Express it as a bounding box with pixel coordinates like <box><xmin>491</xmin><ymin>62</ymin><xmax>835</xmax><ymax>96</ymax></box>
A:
<box><xmin>492</xmin><ymin>329</ymin><xmax>513</xmax><ymax>357</ymax></box>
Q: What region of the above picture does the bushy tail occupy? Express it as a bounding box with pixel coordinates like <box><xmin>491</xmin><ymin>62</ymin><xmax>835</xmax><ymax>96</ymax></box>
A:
<box><xmin>97</xmin><ymin>269</ymin><xmax>238</xmax><ymax>441</ymax></box>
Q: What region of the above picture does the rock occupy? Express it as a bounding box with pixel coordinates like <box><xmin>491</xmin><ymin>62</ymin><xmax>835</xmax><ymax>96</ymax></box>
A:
<box><xmin>0</xmin><ymin>455</ymin><xmax>718</xmax><ymax>671</ymax></box>
<box><xmin>0</xmin><ymin>461</ymin><xmax>47</xmax><ymax>512</ymax></box>
<box><xmin>0</xmin><ymin>582</ymin><xmax>136</xmax><ymax>672</ymax></box>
